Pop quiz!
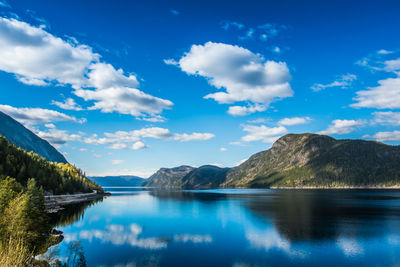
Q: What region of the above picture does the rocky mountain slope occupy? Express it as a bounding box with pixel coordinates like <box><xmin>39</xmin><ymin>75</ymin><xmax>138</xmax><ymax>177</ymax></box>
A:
<box><xmin>146</xmin><ymin>165</ymin><xmax>195</xmax><ymax>188</ymax></box>
<box><xmin>0</xmin><ymin>111</ymin><xmax>67</xmax><ymax>163</ymax></box>
<box><xmin>223</xmin><ymin>133</ymin><xmax>400</xmax><ymax>188</ymax></box>
<box><xmin>180</xmin><ymin>165</ymin><xmax>230</xmax><ymax>189</ymax></box>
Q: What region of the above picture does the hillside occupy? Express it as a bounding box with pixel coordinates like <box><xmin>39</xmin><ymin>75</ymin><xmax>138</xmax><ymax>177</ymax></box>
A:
<box><xmin>145</xmin><ymin>165</ymin><xmax>195</xmax><ymax>188</ymax></box>
<box><xmin>90</xmin><ymin>176</ymin><xmax>146</xmax><ymax>187</ymax></box>
<box><xmin>224</xmin><ymin>133</ymin><xmax>400</xmax><ymax>188</ymax></box>
<box><xmin>0</xmin><ymin>135</ymin><xmax>102</xmax><ymax>194</ymax></box>
<box><xmin>181</xmin><ymin>165</ymin><xmax>230</xmax><ymax>189</ymax></box>
<box><xmin>0</xmin><ymin>111</ymin><xmax>67</xmax><ymax>163</ymax></box>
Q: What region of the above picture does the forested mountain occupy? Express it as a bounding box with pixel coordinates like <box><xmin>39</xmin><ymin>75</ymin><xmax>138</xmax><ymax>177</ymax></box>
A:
<box><xmin>146</xmin><ymin>134</ymin><xmax>400</xmax><ymax>189</ymax></box>
<box><xmin>146</xmin><ymin>165</ymin><xmax>194</xmax><ymax>188</ymax></box>
<box><xmin>224</xmin><ymin>133</ymin><xmax>400</xmax><ymax>188</ymax></box>
<box><xmin>0</xmin><ymin>135</ymin><xmax>102</xmax><ymax>194</ymax></box>
<box><xmin>180</xmin><ymin>165</ymin><xmax>230</xmax><ymax>189</ymax></box>
<box><xmin>90</xmin><ymin>176</ymin><xmax>146</xmax><ymax>187</ymax></box>
<box><xmin>0</xmin><ymin>111</ymin><xmax>67</xmax><ymax>163</ymax></box>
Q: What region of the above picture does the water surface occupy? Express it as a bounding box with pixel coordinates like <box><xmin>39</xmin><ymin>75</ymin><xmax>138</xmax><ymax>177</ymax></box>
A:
<box><xmin>54</xmin><ymin>188</ymin><xmax>400</xmax><ymax>266</ymax></box>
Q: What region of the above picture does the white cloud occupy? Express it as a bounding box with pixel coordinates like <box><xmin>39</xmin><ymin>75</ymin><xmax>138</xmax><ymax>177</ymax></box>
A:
<box><xmin>371</xmin><ymin>111</ymin><xmax>400</xmax><ymax>126</ymax></box>
<box><xmin>318</xmin><ymin>119</ymin><xmax>366</xmax><ymax>135</ymax></box>
<box><xmin>112</xmin><ymin>159</ymin><xmax>124</xmax><ymax>165</ymax></box>
<box><xmin>169</xmin><ymin>42</ymin><xmax>292</xmax><ymax>115</ymax></box>
<box><xmin>93</xmin><ymin>153</ymin><xmax>102</xmax><ymax>158</ymax></box>
<box><xmin>227</xmin><ymin>104</ymin><xmax>266</xmax><ymax>116</ymax></box>
<box><xmin>0</xmin><ymin>17</ymin><xmax>97</xmax><ymax>88</ymax></box>
<box><xmin>0</xmin><ymin>17</ymin><xmax>173</xmax><ymax>121</ymax></box>
<box><xmin>311</xmin><ymin>74</ymin><xmax>357</xmax><ymax>92</ymax></box>
<box><xmin>363</xmin><ymin>131</ymin><xmax>400</xmax><ymax>141</ymax></box>
<box><xmin>45</xmin><ymin>123</ymin><xmax>56</xmax><ymax>128</ymax></box>
<box><xmin>108</xmin><ymin>141</ymin><xmax>147</xmax><ymax>150</ymax></box>
<box><xmin>51</xmin><ymin>98</ymin><xmax>83</xmax><ymax>111</ymax></box>
<box><xmin>84</xmin><ymin>127</ymin><xmax>214</xmax><ymax>149</ymax></box>
<box><xmin>79</xmin><ymin>148</ymin><xmax>88</xmax><ymax>152</ymax></box>
<box><xmin>173</xmin><ymin>132</ymin><xmax>215</xmax><ymax>142</ymax></box>
<box><xmin>74</xmin><ymin>87</ymin><xmax>173</xmax><ymax>119</ymax></box>
<box><xmin>35</xmin><ymin>128</ymin><xmax>82</xmax><ymax>148</ymax></box>
<box><xmin>377</xmin><ymin>49</ymin><xmax>393</xmax><ymax>55</ymax></box>
<box><xmin>220</xmin><ymin>147</ymin><xmax>227</xmax><ymax>152</ymax></box>
<box><xmin>241</xmin><ymin>125</ymin><xmax>287</xmax><ymax>143</ymax></box>
<box><xmin>278</xmin><ymin>117</ymin><xmax>311</xmax><ymax>126</ymax></box>
<box><xmin>351</xmin><ymin>77</ymin><xmax>400</xmax><ymax>109</ymax></box>
<box><xmin>0</xmin><ymin>104</ymin><xmax>84</xmax><ymax>125</ymax></box>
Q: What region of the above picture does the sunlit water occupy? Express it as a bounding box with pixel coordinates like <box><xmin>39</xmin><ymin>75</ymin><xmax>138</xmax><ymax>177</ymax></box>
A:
<box><xmin>54</xmin><ymin>187</ymin><xmax>400</xmax><ymax>266</ymax></box>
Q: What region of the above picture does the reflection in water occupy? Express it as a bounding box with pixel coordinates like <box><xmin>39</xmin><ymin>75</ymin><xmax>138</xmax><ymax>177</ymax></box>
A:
<box><xmin>245</xmin><ymin>190</ymin><xmax>400</xmax><ymax>241</ymax></box>
<box><xmin>52</xmin><ymin>188</ymin><xmax>400</xmax><ymax>266</ymax></box>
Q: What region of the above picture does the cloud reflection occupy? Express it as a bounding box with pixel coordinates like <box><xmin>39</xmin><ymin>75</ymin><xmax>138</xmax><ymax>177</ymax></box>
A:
<box><xmin>78</xmin><ymin>223</ymin><xmax>168</xmax><ymax>250</ymax></box>
<box><xmin>173</xmin><ymin>234</ymin><xmax>213</xmax><ymax>244</ymax></box>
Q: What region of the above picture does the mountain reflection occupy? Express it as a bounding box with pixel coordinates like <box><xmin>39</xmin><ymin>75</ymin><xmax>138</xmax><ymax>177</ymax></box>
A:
<box><xmin>245</xmin><ymin>190</ymin><xmax>400</xmax><ymax>241</ymax></box>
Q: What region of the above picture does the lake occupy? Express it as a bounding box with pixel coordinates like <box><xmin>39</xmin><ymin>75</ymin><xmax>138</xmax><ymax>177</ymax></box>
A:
<box><xmin>52</xmin><ymin>188</ymin><xmax>400</xmax><ymax>266</ymax></box>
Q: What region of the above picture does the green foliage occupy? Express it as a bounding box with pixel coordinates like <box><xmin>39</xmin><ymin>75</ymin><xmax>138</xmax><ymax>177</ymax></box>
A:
<box><xmin>0</xmin><ymin>135</ymin><xmax>102</xmax><ymax>194</ymax></box>
<box><xmin>225</xmin><ymin>133</ymin><xmax>400</xmax><ymax>188</ymax></box>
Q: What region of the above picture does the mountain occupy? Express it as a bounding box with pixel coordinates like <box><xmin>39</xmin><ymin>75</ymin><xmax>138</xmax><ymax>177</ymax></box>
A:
<box><xmin>224</xmin><ymin>133</ymin><xmax>400</xmax><ymax>188</ymax></box>
<box><xmin>145</xmin><ymin>165</ymin><xmax>195</xmax><ymax>188</ymax></box>
<box><xmin>145</xmin><ymin>165</ymin><xmax>230</xmax><ymax>189</ymax></box>
<box><xmin>145</xmin><ymin>133</ymin><xmax>400</xmax><ymax>189</ymax></box>
<box><xmin>0</xmin><ymin>111</ymin><xmax>67</xmax><ymax>163</ymax></box>
<box><xmin>0</xmin><ymin>135</ymin><xmax>102</xmax><ymax>194</ymax></box>
<box><xmin>90</xmin><ymin>176</ymin><xmax>146</xmax><ymax>187</ymax></box>
<box><xmin>180</xmin><ymin>165</ymin><xmax>230</xmax><ymax>189</ymax></box>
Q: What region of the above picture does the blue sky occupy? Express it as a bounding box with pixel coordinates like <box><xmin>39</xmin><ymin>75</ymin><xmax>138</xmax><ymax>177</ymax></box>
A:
<box><xmin>0</xmin><ymin>0</ymin><xmax>400</xmax><ymax>177</ymax></box>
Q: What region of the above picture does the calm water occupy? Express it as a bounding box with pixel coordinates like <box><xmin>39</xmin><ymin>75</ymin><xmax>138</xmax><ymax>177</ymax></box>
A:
<box><xmin>53</xmin><ymin>188</ymin><xmax>400</xmax><ymax>266</ymax></box>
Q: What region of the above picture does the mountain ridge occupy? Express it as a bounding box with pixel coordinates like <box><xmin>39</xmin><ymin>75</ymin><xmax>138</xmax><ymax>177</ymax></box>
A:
<box><xmin>145</xmin><ymin>133</ymin><xmax>400</xmax><ymax>189</ymax></box>
<box><xmin>0</xmin><ymin>111</ymin><xmax>67</xmax><ymax>163</ymax></box>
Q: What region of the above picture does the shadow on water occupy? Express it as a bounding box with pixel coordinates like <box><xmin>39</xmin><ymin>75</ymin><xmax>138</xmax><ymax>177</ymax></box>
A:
<box><xmin>49</xmin><ymin>197</ymin><xmax>104</xmax><ymax>228</ymax></box>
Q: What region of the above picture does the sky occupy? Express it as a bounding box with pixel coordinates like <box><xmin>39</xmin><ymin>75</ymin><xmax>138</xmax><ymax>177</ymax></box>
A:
<box><xmin>0</xmin><ymin>0</ymin><xmax>400</xmax><ymax>177</ymax></box>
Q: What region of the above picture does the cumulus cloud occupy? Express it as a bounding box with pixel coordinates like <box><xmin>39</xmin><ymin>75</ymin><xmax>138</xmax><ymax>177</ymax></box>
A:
<box><xmin>278</xmin><ymin>116</ymin><xmax>311</xmax><ymax>126</ymax></box>
<box><xmin>311</xmin><ymin>74</ymin><xmax>357</xmax><ymax>92</ymax></box>
<box><xmin>363</xmin><ymin>131</ymin><xmax>400</xmax><ymax>141</ymax></box>
<box><xmin>35</xmin><ymin>128</ymin><xmax>82</xmax><ymax>148</ymax></box>
<box><xmin>220</xmin><ymin>147</ymin><xmax>227</xmax><ymax>152</ymax></box>
<box><xmin>84</xmin><ymin>127</ymin><xmax>214</xmax><ymax>149</ymax></box>
<box><xmin>0</xmin><ymin>104</ymin><xmax>84</xmax><ymax>125</ymax></box>
<box><xmin>75</xmin><ymin>87</ymin><xmax>173</xmax><ymax>119</ymax></box>
<box><xmin>241</xmin><ymin>125</ymin><xmax>287</xmax><ymax>143</ymax></box>
<box><xmin>0</xmin><ymin>17</ymin><xmax>172</xmax><ymax>120</ymax></box>
<box><xmin>168</xmin><ymin>42</ymin><xmax>292</xmax><ymax>115</ymax></box>
<box><xmin>353</xmin><ymin>51</ymin><xmax>400</xmax><ymax>109</ymax></box>
<box><xmin>318</xmin><ymin>119</ymin><xmax>366</xmax><ymax>135</ymax></box>
<box><xmin>51</xmin><ymin>98</ymin><xmax>83</xmax><ymax>111</ymax></box>
<box><xmin>351</xmin><ymin>77</ymin><xmax>400</xmax><ymax>109</ymax></box>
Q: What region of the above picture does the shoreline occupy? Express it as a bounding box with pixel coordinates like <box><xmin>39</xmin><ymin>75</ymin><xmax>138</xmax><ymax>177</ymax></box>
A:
<box><xmin>269</xmin><ymin>186</ymin><xmax>400</xmax><ymax>189</ymax></box>
<box><xmin>44</xmin><ymin>191</ymin><xmax>111</xmax><ymax>213</ymax></box>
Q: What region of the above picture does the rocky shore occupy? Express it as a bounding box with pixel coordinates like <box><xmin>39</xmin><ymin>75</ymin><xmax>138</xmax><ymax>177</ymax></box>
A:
<box><xmin>44</xmin><ymin>191</ymin><xmax>111</xmax><ymax>212</ymax></box>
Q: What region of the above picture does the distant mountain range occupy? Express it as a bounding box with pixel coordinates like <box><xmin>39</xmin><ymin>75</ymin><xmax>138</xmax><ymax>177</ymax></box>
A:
<box><xmin>0</xmin><ymin>111</ymin><xmax>67</xmax><ymax>163</ymax></box>
<box><xmin>90</xmin><ymin>176</ymin><xmax>146</xmax><ymax>187</ymax></box>
<box><xmin>145</xmin><ymin>133</ymin><xmax>400</xmax><ymax>189</ymax></box>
